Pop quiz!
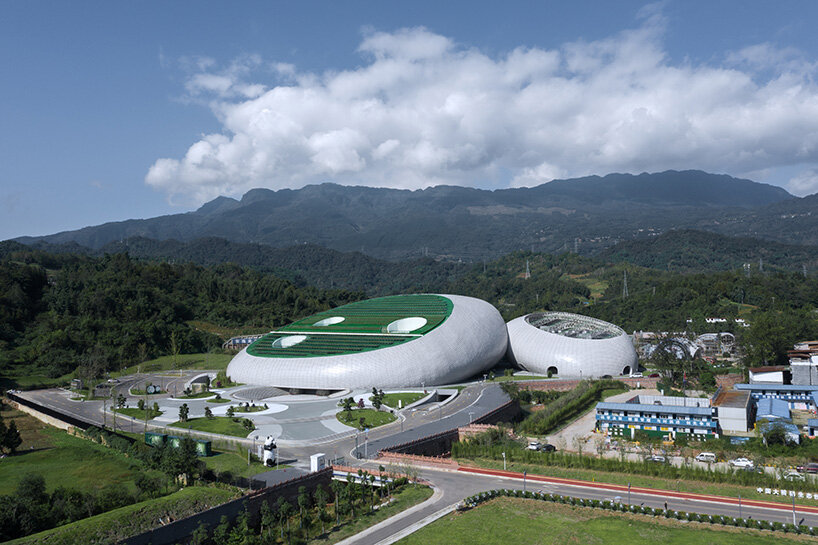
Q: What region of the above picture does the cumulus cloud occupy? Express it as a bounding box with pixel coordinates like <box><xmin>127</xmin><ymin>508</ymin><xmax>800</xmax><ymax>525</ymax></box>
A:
<box><xmin>147</xmin><ymin>19</ymin><xmax>818</xmax><ymax>205</ymax></box>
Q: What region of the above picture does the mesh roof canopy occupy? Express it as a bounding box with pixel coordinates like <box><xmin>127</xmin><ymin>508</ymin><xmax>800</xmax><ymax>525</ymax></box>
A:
<box><xmin>526</xmin><ymin>311</ymin><xmax>622</xmax><ymax>340</ymax></box>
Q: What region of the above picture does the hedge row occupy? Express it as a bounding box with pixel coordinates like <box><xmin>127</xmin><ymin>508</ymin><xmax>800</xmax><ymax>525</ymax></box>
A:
<box><xmin>460</xmin><ymin>488</ymin><xmax>814</xmax><ymax>535</ymax></box>
<box><xmin>451</xmin><ymin>444</ymin><xmax>814</xmax><ymax>491</ymax></box>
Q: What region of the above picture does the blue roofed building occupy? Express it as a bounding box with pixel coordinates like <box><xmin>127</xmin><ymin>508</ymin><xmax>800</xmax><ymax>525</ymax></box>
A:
<box><xmin>733</xmin><ymin>384</ymin><xmax>818</xmax><ymax>410</ymax></box>
<box><xmin>755</xmin><ymin>397</ymin><xmax>791</xmax><ymax>421</ymax></box>
<box><xmin>595</xmin><ymin>394</ymin><xmax>717</xmax><ymax>440</ymax></box>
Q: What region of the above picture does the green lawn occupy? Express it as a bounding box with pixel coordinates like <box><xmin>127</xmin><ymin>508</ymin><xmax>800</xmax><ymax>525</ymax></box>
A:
<box><xmin>113</xmin><ymin>352</ymin><xmax>233</xmax><ymax>377</ymax></box>
<box><xmin>336</xmin><ymin>409</ymin><xmax>396</xmax><ymax>430</ymax></box>
<box><xmin>309</xmin><ymin>485</ymin><xmax>433</xmax><ymax>545</ymax></box>
<box><xmin>114</xmin><ymin>407</ymin><xmax>162</xmax><ymax>419</ymax></box>
<box><xmin>234</xmin><ymin>404</ymin><xmax>266</xmax><ymax>413</ymax></box>
<box><xmin>169</xmin><ymin>417</ymin><xmax>253</xmax><ymax>437</ymax></box>
<box><xmin>8</xmin><ymin>486</ymin><xmax>241</xmax><ymax>545</ymax></box>
<box><xmin>175</xmin><ymin>391</ymin><xmax>216</xmax><ymax>399</ymax></box>
<box><xmin>398</xmin><ymin>497</ymin><xmax>803</xmax><ymax>545</ymax></box>
<box><xmin>203</xmin><ymin>448</ymin><xmax>271</xmax><ymax>478</ymax></box>
<box><xmin>456</xmin><ymin>457</ymin><xmax>818</xmax><ymax>507</ymax></box>
<box><xmin>376</xmin><ymin>392</ymin><xmax>426</xmax><ymax>409</ymax></box>
<box><xmin>0</xmin><ymin>410</ymin><xmax>149</xmax><ymax>495</ymax></box>
<box><xmin>207</xmin><ymin>397</ymin><xmax>231</xmax><ymax>403</ymax></box>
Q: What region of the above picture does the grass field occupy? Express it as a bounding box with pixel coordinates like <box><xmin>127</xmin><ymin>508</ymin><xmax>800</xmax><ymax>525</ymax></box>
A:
<box><xmin>336</xmin><ymin>408</ymin><xmax>396</xmax><ymax>430</ymax></box>
<box><xmin>377</xmin><ymin>392</ymin><xmax>426</xmax><ymax>409</ymax></box>
<box><xmin>175</xmin><ymin>391</ymin><xmax>216</xmax><ymax>399</ymax></box>
<box><xmin>113</xmin><ymin>352</ymin><xmax>233</xmax><ymax>377</ymax></box>
<box><xmin>8</xmin><ymin>485</ymin><xmax>241</xmax><ymax>545</ymax></box>
<box><xmin>169</xmin><ymin>417</ymin><xmax>252</xmax><ymax>437</ymax></box>
<box><xmin>234</xmin><ymin>404</ymin><xmax>266</xmax><ymax>413</ymax></box>
<box><xmin>202</xmin><ymin>448</ymin><xmax>271</xmax><ymax>477</ymax></box>
<box><xmin>397</xmin><ymin>497</ymin><xmax>804</xmax><ymax>545</ymax></box>
<box><xmin>0</xmin><ymin>406</ymin><xmax>148</xmax><ymax>495</ymax></box>
<box><xmin>455</xmin><ymin>457</ymin><xmax>818</xmax><ymax>507</ymax></box>
<box><xmin>115</xmin><ymin>407</ymin><xmax>162</xmax><ymax>419</ymax></box>
<box><xmin>309</xmin><ymin>485</ymin><xmax>433</xmax><ymax>545</ymax></box>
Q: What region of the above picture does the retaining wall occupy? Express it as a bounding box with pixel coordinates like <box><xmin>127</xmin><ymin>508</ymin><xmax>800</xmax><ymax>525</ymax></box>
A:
<box><xmin>123</xmin><ymin>468</ymin><xmax>333</xmax><ymax>545</ymax></box>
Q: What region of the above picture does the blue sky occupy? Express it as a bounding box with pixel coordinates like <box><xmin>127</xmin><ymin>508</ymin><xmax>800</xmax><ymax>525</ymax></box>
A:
<box><xmin>3</xmin><ymin>1</ymin><xmax>818</xmax><ymax>240</ymax></box>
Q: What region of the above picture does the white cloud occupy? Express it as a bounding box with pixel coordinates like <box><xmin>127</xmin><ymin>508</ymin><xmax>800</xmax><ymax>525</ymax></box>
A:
<box><xmin>146</xmin><ymin>20</ymin><xmax>818</xmax><ymax>205</ymax></box>
<box><xmin>788</xmin><ymin>169</ymin><xmax>818</xmax><ymax>196</ymax></box>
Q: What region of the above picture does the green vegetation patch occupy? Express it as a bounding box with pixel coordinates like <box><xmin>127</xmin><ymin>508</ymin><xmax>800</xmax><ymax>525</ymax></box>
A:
<box><xmin>378</xmin><ymin>392</ymin><xmax>426</xmax><ymax>409</ymax></box>
<box><xmin>336</xmin><ymin>409</ymin><xmax>396</xmax><ymax>430</ymax></box>
<box><xmin>114</xmin><ymin>407</ymin><xmax>162</xmax><ymax>420</ymax></box>
<box><xmin>169</xmin><ymin>417</ymin><xmax>253</xmax><ymax>437</ymax></box>
<box><xmin>8</xmin><ymin>486</ymin><xmax>240</xmax><ymax>545</ymax></box>
<box><xmin>247</xmin><ymin>294</ymin><xmax>452</xmax><ymax>358</ymax></box>
<box><xmin>316</xmin><ymin>484</ymin><xmax>433</xmax><ymax>545</ymax></box>
<box><xmin>0</xmin><ymin>425</ymin><xmax>144</xmax><ymax>496</ymax></box>
<box><xmin>176</xmin><ymin>391</ymin><xmax>216</xmax><ymax>399</ymax></box>
<box><xmin>397</xmin><ymin>497</ymin><xmax>805</xmax><ymax>545</ymax></box>
<box><xmin>115</xmin><ymin>353</ymin><xmax>234</xmax><ymax>377</ymax></box>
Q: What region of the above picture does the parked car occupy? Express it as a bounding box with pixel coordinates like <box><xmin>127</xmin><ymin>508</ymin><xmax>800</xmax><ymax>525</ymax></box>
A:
<box><xmin>629</xmin><ymin>372</ymin><xmax>643</xmax><ymax>378</ymax></box>
<box><xmin>728</xmin><ymin>457</ymin><xmax>754</xmax><ymax>469</ymax></box>
<box><xmin>527</xmin><ymin>441</ymin><xmax>543</xmax><ymax>451</ymax></box>
<box><xmin>695</xmin><ymin>452</ymin><xmax>716</xmax><ymax>463</ymax></box>
<box><xmin>648</xmin><ymin>373</ymin><xmax>660</xmax><ymax>378</ymax></box>
<box><xmin>796</xmin><ymin>462</ymin><xmax>818</xmax><ymax>474</ymax></box>
<box><xmin>541</xmin><ymin>444</ymin><xmax>557</xmax><ymax>452</ymax></box>
<box><xmin>645</xmin><ymin>455</ymin><xmax>666</xmax><ymax>463</ymax></box>
<box><xmin>783</xmin><ymin>470</ymin><xmax>806</xmax><ymax>482</ymax></box>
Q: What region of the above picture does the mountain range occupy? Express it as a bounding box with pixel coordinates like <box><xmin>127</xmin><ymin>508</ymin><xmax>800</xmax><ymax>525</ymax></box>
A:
<box><xmin>13</xmin><ymin>170</ymin><xmax>814</xmax><ymax>261</ymax></box>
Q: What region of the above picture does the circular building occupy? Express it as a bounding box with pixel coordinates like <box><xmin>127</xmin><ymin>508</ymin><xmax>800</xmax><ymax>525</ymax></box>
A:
<box><xmin>226</xmin><ymin>294</ymin><xmax>507</xmax><ymax>390</ymax></box>
<box><xmin>506</xmin><ymin>311</ymin><xmax>638</xmax><ymax>377</ymax></box>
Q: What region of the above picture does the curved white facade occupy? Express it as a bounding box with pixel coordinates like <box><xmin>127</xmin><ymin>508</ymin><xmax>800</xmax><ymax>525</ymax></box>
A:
<box><xmin>226</xmin><ymin>294</ymin><xmax>508</xmax><ymax>389</ymax></box>
<box><xmin>507</xmin><ymin>312</ymin><xmax>638</xmax><ymax>378</ymax></box>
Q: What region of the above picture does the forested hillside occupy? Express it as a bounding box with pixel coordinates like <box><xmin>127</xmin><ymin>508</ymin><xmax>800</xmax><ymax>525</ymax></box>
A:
<box><xmin>597</xmin><ymin>230</ymin><xmax>818</xmax><ymax>273</ymax></box>
<box><xmin>0</xmin><ymin>249</ymin><xmax>361</xmax><ymax>382</ymax></box>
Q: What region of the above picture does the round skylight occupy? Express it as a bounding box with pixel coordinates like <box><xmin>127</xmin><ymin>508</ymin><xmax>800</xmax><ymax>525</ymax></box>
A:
<box><xmin>386</xmin><ymin>317</ymin><xmax>427</xmax><ymax>333</ymax></box>
<box><xmin>313</xmin><ymin>316</ymin><xmax>345</xmax><ymax>327</ymax></box>
<box><xmin>272</xmin><ymin>335</ymin><xmax>308</xmax><ymax>348</ymax></box>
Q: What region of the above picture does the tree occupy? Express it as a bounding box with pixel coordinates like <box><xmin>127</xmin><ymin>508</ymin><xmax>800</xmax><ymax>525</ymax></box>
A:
<box><xmin>371</xmin><ymin>388</ymin><xmax>383</xmax><ymax>411</ymax></box>
<box><xmin>204</xmin><ymin>407</ymin><xmax>213</xmax><ymax>419</ymax></box>
<box><xmin>4</xmin><ymin>420</ymin><xmax>22</xmax><ymax>454</ymax></box>
<box><xmin>260</xmin><ymin>500</ymin><xmax>274</xmax><ymax>539</ymax></box>
<box><xmin>277</xmin><ymin>497</ymin><xmax>293</xmax><ymax>540</ymax></box>
<box><xmin>190</xmin><ymin>522</ymin><xmax>210</xmax><ymax>545</ymax></box>
<box><xmin>242</xmin><ymin>418</ymin><xmax>254</xmax><ymax>431</ymax></box>
<box><xmin>297</xmin><ymin>485</ymin><xmax>310</xmax><ymax>528</ymax></box>
<box><xmin>152</xmin><ymin>401</ymin><xmax>159</xmax><ymax>413</ymax></box>
<box><xmin>338</xmin><ymin>397</ymin><xmax>354</xmax><ymax>414</ymax></box>
<box><xmin>226</xmin><ymin>406</ymin><xmax>235</xmax><ymax>418</ymax></box>
<box><xmin>135</xmin><ymin>472</ymin><xmax>163</xmax><ymax>499</ymax></box>
<box><xmin>178</xmin><ymin>403</ymin><xmax>189</xmax><ymax>423</ymax></box>
<box><xmin>116</xmin><ymin>394</ymin><xmax>126</xmax><ymax>409</ymax></box>
<box><xmin>137</xmin><ymin>398</ymin><xmax>145</xmax><ymax>411</ymax></box>
<box><xmin>314</xmin><ymin>484</ymin><xmax>329</xmax><ymax>534</ymax></box>
<box><xmin>330</xmin><ymin>479</ymin><xmax>344</xmax><ymax>524</ymax></box>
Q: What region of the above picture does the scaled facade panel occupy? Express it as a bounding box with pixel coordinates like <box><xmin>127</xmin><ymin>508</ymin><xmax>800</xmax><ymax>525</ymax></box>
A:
<box><xmin>226</xmin><ymin>294</ymin><xmax>508</xmax><ymax>389</ymax></box>
<box><xmin>506</xmin><ymin>311</ymin><xmax>638</xmax><ymax>378</ymax></box>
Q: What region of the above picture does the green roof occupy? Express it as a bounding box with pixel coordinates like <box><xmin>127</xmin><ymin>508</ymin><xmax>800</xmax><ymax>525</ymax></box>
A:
<box><xmin>246</xmin><ymin>294</ymin><xmax>453</xmax><ymax>358</ymax></box>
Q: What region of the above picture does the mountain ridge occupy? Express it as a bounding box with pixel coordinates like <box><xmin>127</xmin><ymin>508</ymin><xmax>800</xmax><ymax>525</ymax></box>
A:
<box><xmin>12</xmin><ymin>170</ymin><xmax>805</xmax><ymax>260</ymax></box>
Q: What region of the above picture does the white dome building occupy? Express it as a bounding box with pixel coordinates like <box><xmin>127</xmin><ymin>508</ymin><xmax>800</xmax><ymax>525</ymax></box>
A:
<box><xmin>507</xmin><ymin>311</ymin><xmax>638</xmax><ymax>378</ymax></box>
<box><xmin>226</xmin><ymin>294</ymin><xmax>508</xmax><ymax>390</ymax></box>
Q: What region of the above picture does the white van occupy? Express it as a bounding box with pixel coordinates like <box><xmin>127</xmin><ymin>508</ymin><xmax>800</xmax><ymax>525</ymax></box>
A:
<box><xmin>695</xmin><ymin>452</ymin><xmax>716</xmax><ymax>463</ymax></box>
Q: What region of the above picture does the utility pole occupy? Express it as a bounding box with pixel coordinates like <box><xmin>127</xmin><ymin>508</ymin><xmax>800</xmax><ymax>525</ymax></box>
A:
<box><xmin>524</xmin><ymin>260</ymin><xmax>531</xmax><ymax>280</ymax></box>
<box><xmin>622</xmin><ymin>270</ymin><xmax>629</xmax><ymax>299</ymax></box>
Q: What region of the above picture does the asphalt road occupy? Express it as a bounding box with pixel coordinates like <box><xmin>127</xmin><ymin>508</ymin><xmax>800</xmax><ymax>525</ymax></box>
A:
<box><xmin>338</xmin><ymin>464</ymin><xmax>818</xmax><ymax>545</ymax></box>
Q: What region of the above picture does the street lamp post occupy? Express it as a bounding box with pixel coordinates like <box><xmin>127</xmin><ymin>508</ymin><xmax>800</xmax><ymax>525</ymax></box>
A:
<box><xmin>502</xmin><ymin>452</ymin><xmax>506</xmax><ymax>471</ymax></box>
<box><xmin>738</xmin><ymin>494</ymin><xmax>742</xmax><ymax>519</ymax></box>
<box><xmin>627</xmin><ymin>482</ymin><xmax>631</xmax><ymax>505</ymax></box>
<box><xmin>793</xmin><ymin>494</ymin><xmax>797</xmax><ymax>526</ymax></box>
<box><xmin>469</xmin><ymin>411</ymin><xmax>475</xmax><ymax>424</ymax></box>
